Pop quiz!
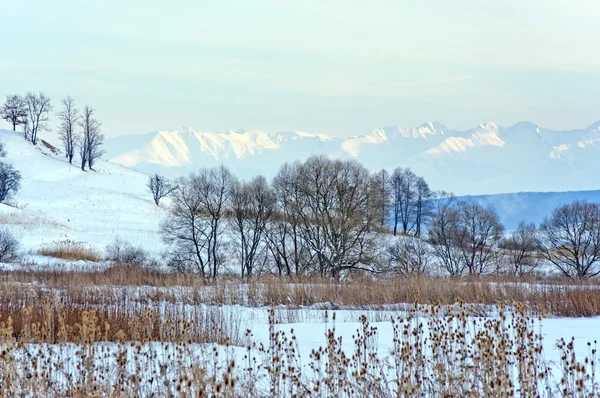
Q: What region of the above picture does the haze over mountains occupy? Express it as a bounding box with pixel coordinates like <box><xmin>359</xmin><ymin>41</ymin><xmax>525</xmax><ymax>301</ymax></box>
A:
<box><xmin>105</xmin><ymin>121</ymin><xmax>600</xmax><ymax>195</ymax></box>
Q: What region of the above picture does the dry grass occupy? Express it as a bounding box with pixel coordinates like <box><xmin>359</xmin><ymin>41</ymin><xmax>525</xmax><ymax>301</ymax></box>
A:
<box><xmin>0</xmin><ymin>211</ymin><xmax>68</xmax><ymax>229</ymax></box>
<box><xmin>0</xmin><ymin>296</ymin><xmax>244</xmax><ymax>346</ymax></box>
<box><xmin>38</xmin><ymin>240</ymin><xmax>101</xmax><ymax>262</ymax></box>
<box><xmin>4</xmin><ymin>269</ymin><xmax>600</xmax><ymax>317</ymax></box>
<box><xmin>0</xmin><ymin>300</ymin><xmax>596</xmax><ymax>396</ymax></box>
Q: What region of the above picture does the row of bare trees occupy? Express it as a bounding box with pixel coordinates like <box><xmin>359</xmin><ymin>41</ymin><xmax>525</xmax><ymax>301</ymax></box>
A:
<box><xmin>371</xmin><ymin>168</ymin><xmax>433</xmax><ymax>237</ymax></box>
<box><xmin>391</xmin><ymin>197</ymin><xmax>600</xmax><ymax>279</ymax></box>
<box><xmin>159</xmin><ymin>157</ymin><xmax>384</xmax><ymax>280</ymax></box>
<box><xmin>1</xmin><ymin>94</ymin><xmax>104</xmax><ymax>170</ymax></box>
<box><xmin>55</xmin><ymin>96</ymin><xmax>105</xmax><ymax>171</ymax></box>
<box><xmin>157</xmin><ymin>157</ymin><xmax>600</xmax><ymax>280</ymax></box>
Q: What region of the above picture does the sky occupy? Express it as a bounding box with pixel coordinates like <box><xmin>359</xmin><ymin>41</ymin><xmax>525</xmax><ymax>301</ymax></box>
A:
<box><xmin>1</xmin><ymin>0</ymin><xmax>599</xmax><ymax>139</ymax></box>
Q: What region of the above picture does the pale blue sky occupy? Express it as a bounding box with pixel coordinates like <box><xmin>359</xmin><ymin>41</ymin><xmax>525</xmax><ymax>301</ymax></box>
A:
<box><xmin>1</xmin><ymin>0</ymin><xmax>599</xmax><ymax>138</ymax></box>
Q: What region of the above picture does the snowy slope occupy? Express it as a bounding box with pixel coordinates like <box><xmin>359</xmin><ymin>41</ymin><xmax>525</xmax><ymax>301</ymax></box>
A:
<box><xmin>105</xmin><ymin>121</ymin><xmax>600</xmax><ymax>195</ymax></box>
<box><xmin>0</xmin><ymin>129</ymin><xmax>165</xmax><ymax>256</ymax></box>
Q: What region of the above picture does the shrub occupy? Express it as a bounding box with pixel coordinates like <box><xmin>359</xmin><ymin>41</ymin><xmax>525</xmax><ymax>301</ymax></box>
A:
<box><xmin>386</xmin><ymin>236</ymin><xmax>432</xmax><ymax>276</ymax></box>
<box><xmin>0</xmin><ymin>161</ymin><xmax>21</xmax><ymax>202</ymax></box>
<box><xmin>39</xmin><ymin>240</ymin><xmax>101</xmax><ymax>262</ymax></box>
<box><xmin>105</xmin><ymin>237</ymin><xmax>147</xmax><ymax>265</ymax></box>
<box><xmin>0</xmin><ymin>228</ymin><xmax>19</xmax><ymax>262</ymax></box>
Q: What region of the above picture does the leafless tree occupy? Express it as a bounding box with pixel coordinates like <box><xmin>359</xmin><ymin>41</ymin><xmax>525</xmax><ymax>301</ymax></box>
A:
<box><xmin>24</xmin><ymin>92</ymin><xmax>52</xmax><ymax>145</ymax></box>
<box><xmin>428</xmin><ymin>191</ymin><xmax>465</xmax><ymax>276</ymax></box>
<box><xmin>0</xmin><ymin>228</ymin><xmax>19</xmax><ymax>262</ymax></box>
<box><xmin>539</xmin><ymin>200</ymin><xmax>600</xmax><ymax>278</ymax></box>
<box><xmin>78</xmin><ymin>136</ymin><xmax>88</xmax><ymax>171</ymax></box>
<box><xmin>391</xmin><ymin>167</ymin><xmax>418</xmax><ymax>236</ymax></box>
<box><xmin>229</xmin><ymin>176</ymin><xmax>275</xmax><ymax>278</ymax></box>
<box><xmin>57</xmin><ymin>96</ymin><xmax>79</xmax><ymax>164</ymax></box>
<box><xmin>269</xmin><ymin>161</ymin><xmax>313</xmax><ymax>277</ymax></box>
<box><xmin>453</xmin><ymin>201</ymin><xmax>504</xmax><ymax>275</ymax></box>
<box><xmin>78</xmin><ymin>106</ymin><xmax>104</xmax><ymax>171</ymax></box>
<box><xmin>387</xmin><ymin>236</ymin><xmax>432</xmax><ymax>276</ymax></box>
<box><xmin>0</xmin><ymin>162</ymin><xmax>21</xmax><ymax>202</ymax></box>
<box><xmin>370</xmin><ymin>169</ymin><xmax>391</xmax><ymax>229</ymax></box>
<box><xmin>161</xmin><ymin>176</ymin><xmax>211</xmax><ymax>277</ymax></box>
<box><xmin>499</xmin><ymin>221</ymin><xmax>542</xmax><ymax>276</ymax></box>
<box><xmin>414</xmin><ymin>176</ymin><xmax>433</xmax><ymax>237</ymax></box>
<box><xmin>275</xmin><ymin>156</ymin><xmax>378</xmax><ymax>279</ymax></box>
<box><xmin>161</xmin><ymin>166</ymin><xmax>235</xmax><ymax>279</ymax></box>
<box><xmin>147</xmin><ymin>174</ymin><xmax>177</xmax><ymax>206</ymax></box>
<box><xmin>264</xmin><ymin>216</ymin><xmax>311</xmax><ymax>277</ymax></box>
<box><xmin>1</xmin><ymin>95</ymin><xmax>27</xmax><ymax>131</ymax></box>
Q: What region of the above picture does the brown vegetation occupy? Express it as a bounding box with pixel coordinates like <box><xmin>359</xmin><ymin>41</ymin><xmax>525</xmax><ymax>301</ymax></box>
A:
<box><xmin>0</xmin><ymin>299</ymin><xmax>596</xmax><ymax>396</ymax></box>
<box><xmin>39</xmin><ymin>240</ymin><xmax>101</xmax><ymax>262</ymax></box>
<box><xmin>3</xmin><ymin>268</ymin><xmax>600</xmax><ymax>317</ymax></box>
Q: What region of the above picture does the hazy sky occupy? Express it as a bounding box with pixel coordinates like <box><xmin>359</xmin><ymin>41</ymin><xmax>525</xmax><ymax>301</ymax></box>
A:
<box><xmin>1</xmin><ymin>0</ymin><xmax>599</xmax><ymax>138</ymax></box>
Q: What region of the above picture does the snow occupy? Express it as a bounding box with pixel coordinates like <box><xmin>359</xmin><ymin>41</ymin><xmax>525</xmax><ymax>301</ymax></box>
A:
<box><xmin>3</xmin><ymin>303</ymin><xmax>598</xmax><ymax>396</ymax></box>
<box><xmin>0</xmin><ymin>129</ymin><xmax>165</xmax><ymax>256</ymax></box>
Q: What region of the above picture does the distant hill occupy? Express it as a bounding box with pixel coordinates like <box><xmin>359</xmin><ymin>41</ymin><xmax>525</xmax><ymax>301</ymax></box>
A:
<box><xmin>105</xmin><ymin>120</ymin><xmax>600</xmax><ymax>195</ymax></box>
<box><xmin>459</xmin><ymin>190</ymin><xmax>600</xmax><ymax>231</ymax></box>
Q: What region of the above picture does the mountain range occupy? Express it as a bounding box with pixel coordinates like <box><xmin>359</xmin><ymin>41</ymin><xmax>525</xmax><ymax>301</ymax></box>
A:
<box><xmin>104</xmin><ymin>121</ymin><xmax>600</xmax><ymax>195</ymax></box>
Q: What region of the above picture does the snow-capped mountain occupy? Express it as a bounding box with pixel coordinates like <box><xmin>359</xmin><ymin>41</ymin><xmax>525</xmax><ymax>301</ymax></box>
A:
<box><xmin>104</xmin><ymin>121</ymin><xmax>600</xmax><ymax>195</ymax></box>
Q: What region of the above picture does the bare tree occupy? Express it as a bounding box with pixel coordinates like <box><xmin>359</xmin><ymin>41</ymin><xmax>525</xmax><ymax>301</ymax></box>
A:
<box><xmin>0</xmin><ymin>228</ymin><xmax>19</xmax><ymax>262</ymax></box>
<box><xmin>429</xmin><ymin>196</ymin><xmax>503</xmax><ymax>276</ymax></box>
<box><xmin>268</xmin><ymin>162</ymin><xmax>315</xmax><ymax>277</ymax></box>
<box><xmin>370</xmin><ymin>169</ymin><xmax>391</xmax><ymax>228</ymax></box>
<box><xmin>391</xmin><ymin>167</ymin><xmax>418</xmax><ymax>236</ymax></box>
<box><xmin>24</xmin><ymin>92</ymin><xmax>52</xmax><ymax>145</ymax></box>
<box><xmin>161</xmin><ymin>176</ymin><xmax>211</xmax><ymax>277</ymax></box>
<box><xmin>1</xmin><ymin>95</ymin><xmax>27</xmax><ymax>131</ymax></box>
<box><xmin>428</xmin><ymin>191</ymin><xmax>465</xmax><ymax>276</ymax></box>
<box><xmin>147</xmin><ymin>174</ymin><xmax>177</xmax><ymax>206</ymax></box>
<box><xmin>78</xmin><ymin>135</ymin><xmax>88</xmax><ymax>171</ymax></box>
<box><xmin>230</xmin><ymin>176</ymin><xmax>275</xmax><ymax>278</ymax></box>
<box><xmin>57</xmin><ymin>96</ymin><xmax>79</xmax><ymax>164</ymax></box>
<box><xmin>539</xmin><ymin>201</ymin><xmax>600</xmax><ymax>278</ymax></box>
<box><xmin>414</xmin><ymin>176</ymin><xmax>433</xmax><ymax>238</ymax></box>
<box><xmin>265</xmin><ymin>216</ymin><xmax>307</xmax><ymax>277</ymax></box>
<box><xmin>275</xmin><ymin>156</ymin><xmax>378</xmax><ymax>279</ymax></box>
<box><xmin>78</xmin><ymin>106</ymin><xmax>104</xmax><ymax>170</ymax></box>
<box><xmin>454</xmin><ymin>201</ymin><xmax>504</xmax><ymax>275</ymax></box>
<box><xmin>499</xmin><ymin>221</ymin><xmax>542</xmax><ymax>276</ymax></box>
<box><xmin>387</xmin><ymin>236</ymin><xmax>432</xmax><ymax>276</ymax></box>
<box><xmin>161</xmin><ymin>166</ymin><xmax>235</xmax><ymax>279</ymax></box>
<box><xmin>0</xmin><ymin>162</ymin><xmax>22</xmax><ymax>202</ymax></box>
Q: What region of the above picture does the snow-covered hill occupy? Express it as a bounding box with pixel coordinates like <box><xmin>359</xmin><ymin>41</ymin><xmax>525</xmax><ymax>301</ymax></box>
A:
<box><xmin>0</xmin><ymin>129</ymin><xmax>165</xmax><ymax>256</ymax></box>
<box><xmin>105</xmin><ymin>121</ymin><xmax>600</xmax><ymax>195</ymax></box>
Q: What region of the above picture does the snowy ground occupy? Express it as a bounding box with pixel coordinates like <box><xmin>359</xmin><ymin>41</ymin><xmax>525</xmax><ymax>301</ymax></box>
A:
<box><xmin>0</xmin><ymin>129</ymin><xmax>166</xmax><ymax>257</ymax></box>
<box><xmin>3</xmin><ymin>303</ymin><xmax>598</xmax><ymax>396</ymax></box>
